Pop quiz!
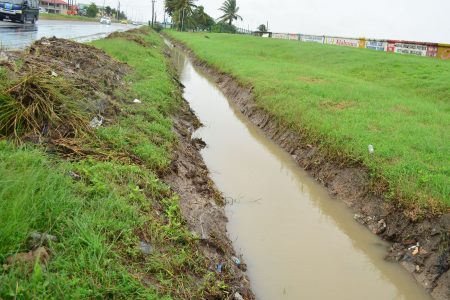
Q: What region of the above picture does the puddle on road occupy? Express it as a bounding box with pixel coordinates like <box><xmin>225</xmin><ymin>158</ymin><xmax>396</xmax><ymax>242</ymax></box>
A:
<box><xmin>168</xmin><ymin>41</ymin><xmax>432</xmax><ymax>300</ymax></box>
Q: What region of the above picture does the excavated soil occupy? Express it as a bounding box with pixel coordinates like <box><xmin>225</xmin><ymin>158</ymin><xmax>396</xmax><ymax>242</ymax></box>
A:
<box><xmin>165</xmin><ymin>36</ymin><xmax>450</xmax><ymax>300</ymax></box>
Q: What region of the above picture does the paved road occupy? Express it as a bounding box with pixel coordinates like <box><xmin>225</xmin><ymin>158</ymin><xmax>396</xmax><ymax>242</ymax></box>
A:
<box><xmin>0</xmin><ymin>19</ymin><xmax>131</xmax><ymax>50</ymax></box>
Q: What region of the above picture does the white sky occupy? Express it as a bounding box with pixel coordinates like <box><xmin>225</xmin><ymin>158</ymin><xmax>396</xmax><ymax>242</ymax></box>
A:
<box><xmin>91</xmin><ymin>0</ymin><xmax>450</xmax><ymax>43</ymax></box>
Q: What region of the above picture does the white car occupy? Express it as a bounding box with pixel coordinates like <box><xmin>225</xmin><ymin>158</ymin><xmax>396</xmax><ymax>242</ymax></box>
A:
<box><xmin>100</xmin><ymin>16</ymin><xmax>111</xmax><ymax>25</ymax></box>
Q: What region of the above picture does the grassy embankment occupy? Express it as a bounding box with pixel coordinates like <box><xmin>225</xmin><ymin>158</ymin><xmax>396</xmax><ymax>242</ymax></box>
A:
<box><xmin>0</xmin><ymin>28</ymin><xmax>227</xmax><ymax>298</ymax></box>
<box><xmin>167</xmin><ymin>31</ymin><xmax>450</xmax><ymax>209</ymax></box>
<box><xmin>39</xmin><ymin>13</ymin><xmax>97</xmax><ymax>22</ymax></box>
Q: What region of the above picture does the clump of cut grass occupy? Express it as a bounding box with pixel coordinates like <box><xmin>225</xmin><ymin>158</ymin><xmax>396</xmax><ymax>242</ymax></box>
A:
<box><xmin>0</xmin><ymin>72</ymin><xmax>89</xmax><ymax>139</ymax></box>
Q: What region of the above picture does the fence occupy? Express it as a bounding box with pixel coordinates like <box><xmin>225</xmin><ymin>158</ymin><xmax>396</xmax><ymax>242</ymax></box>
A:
<box><xmin>237</xmin><ymin>30</ymin><xmax>450</xmax><ymax>60</ymax></box>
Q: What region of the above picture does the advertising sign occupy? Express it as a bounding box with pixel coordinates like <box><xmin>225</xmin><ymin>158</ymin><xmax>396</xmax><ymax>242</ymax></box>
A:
<box><xmin>300</xmin><ymin>35</ymin><xmax>324</xmax><ymax>44</ymax></box>
<box><xmin>365</xmin><ymin>40</ymin><xmax>388</xmax><ymax>51</ymax></box>
<box><xmin>325</xmin><ymin>37</ymin><xmax>359</xmax><ymax>47</ymax></box>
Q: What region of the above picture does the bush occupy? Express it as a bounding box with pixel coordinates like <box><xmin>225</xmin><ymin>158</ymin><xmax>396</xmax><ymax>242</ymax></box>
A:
<box><xmin>211</xmin><ymin>22</ymin><xmax>236</xmax><ymax>34</ymax></box>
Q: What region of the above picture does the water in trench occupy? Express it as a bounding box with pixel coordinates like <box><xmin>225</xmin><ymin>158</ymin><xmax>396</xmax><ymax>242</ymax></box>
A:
<box><xmin>168</xmin><ymin>42</ymin><xmax>431</xmax><ymax>300</ymax></box>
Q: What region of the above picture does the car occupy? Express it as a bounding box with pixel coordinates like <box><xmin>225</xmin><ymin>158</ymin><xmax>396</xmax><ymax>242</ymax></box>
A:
<box><xmin>38</xmin><ymin>6</ymin><xmax>46</xmax><ymax>13</ymax></box>
<box><xmin>120</xmin><ymin>19</ymin><xmax>127</xmax><ymax>24</ymax></box>
<box><xmin>100</xmin><ymin>16</ymin><xmax>111</xmax><ymax>25</ymax></box>
<box><xmin>0</xmin><ymin>0</ymin><xmax>39</xmax><ymax>23</ymax></box>
<box><xmin>132</xmin><ymin>21</ymin><xmax>138</xmax><ymax>26</ymax></box>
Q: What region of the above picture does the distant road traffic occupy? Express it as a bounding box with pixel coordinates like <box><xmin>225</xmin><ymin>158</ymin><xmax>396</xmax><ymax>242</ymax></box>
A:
<box><xmin>0</xmin><ymin>20</ymin><xmax>130</xmax><ymax>50</ymax></box>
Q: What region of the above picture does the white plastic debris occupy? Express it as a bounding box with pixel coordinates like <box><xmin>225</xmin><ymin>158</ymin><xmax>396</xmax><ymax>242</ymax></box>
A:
<box><xmin>51</xmin><ymin>70</ymin><xmax>58</xmax><ymax>77</ymax></box>
<box><xmin>368</xmin><ymin>144</ymin><xmax>374</xmax><ymax>154</ymax></box>
<box><xmin>89</xmin><ymin>115</ymin><xmax>104</xmax><ymax>129</ymax></box>
<box><xmin>133</xmin><ymin>99</ymin><xmax>142</xmax><ymax>104</ymax></box>
<box><xmin>234</xmin><ymin>292</ymin><xmax>244</xmax><ymax>300</ymax></box>
<box><xmin>0</xmin><ymin>51</ymin><xmax>8</xmax><ymax>62</ymax></box>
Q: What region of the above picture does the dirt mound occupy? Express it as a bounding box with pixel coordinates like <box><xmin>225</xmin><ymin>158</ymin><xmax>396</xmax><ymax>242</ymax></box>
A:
<box><xmin>0</xmin><ymin>38</ymin><xmax>129</xmax><ymax>141</ymax></box>
<box><xmin>107</xmin><ymin>31</ymin><xmax>152</xmax><ymax>48</ymax></box>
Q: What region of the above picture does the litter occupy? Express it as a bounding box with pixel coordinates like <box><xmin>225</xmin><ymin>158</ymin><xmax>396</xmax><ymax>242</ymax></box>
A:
<box><xmin>133</xmin><ymin>99</ymin><xmax>142</xmax><ymax>104</ymax></box>
<box><xmin>368</xmin><ymin>144</ymin><xmax>374</xmax><ymax>154</ymax></box>
<box><xmin>231</xmin><ymin>256</ymin><xmax>241</xmax><ymax>266</ymax></box>
<box><xmin>51</xmin><ymin>70</ymin><xmax>58</xmax><ymax>77</ymax></box>
<box><xmin>216</xmin><ymin>263</ymin><xmax>223</xmax><ymax>273</ymax></box>
<box><xmin>234</xmin><ymin>292</ymin><xmax>244</xmax><ymax>300</ymax></box>
<box><xmin>89</xmin><ymin>115</ymin><xmax>104</xmax><ymax>129</ymax></box>
<box><xmin>139</xmin><ymin>241</ymin><xmax>153</xmax><ymax>255</ymax></box>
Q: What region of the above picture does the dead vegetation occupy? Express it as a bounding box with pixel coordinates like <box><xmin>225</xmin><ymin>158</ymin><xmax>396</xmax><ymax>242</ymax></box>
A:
<box><xmin>0</xmin><ymin>37</ymin><xmax>129</xmax><ymax>145</ymax></box>
<box><xmin>107</xmin><ymin>30</ymin><xmax>153</xmax><ymax>48</ymax></box>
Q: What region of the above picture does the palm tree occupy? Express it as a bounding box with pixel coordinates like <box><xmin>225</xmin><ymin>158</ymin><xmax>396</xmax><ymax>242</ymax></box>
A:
<box><xmin>165</xmin><ymin>0</ymin><xmax>197</xmax><ymax>30</ymax></box>
<box><xmin>218</xmin><ymin>0</ymin><xmax>243</xmax><ymax>26</ymax></box>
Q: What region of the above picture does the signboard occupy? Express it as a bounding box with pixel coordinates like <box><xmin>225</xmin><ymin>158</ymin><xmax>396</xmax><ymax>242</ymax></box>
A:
<box><xmin>426</xmin><ymin>45</ymin><xmax>438</xmax><ymax>57</ymax></box>
<box><xmin>388</xmin><ymin>42</ymin><xmax>428</xmax><ymax>56</ymax></box>
<box><xmin>325</xmin><ymin>37</ymin><xmax>359</xmax><ymax>47</ymax></box>
<box><xmin>300</xmin><ymin>35</ymin><xmax>324</xmax><ymax>44</ymax></box>
<box><xmin>437</xmin><ymin>44</ymin><xmax>450</xmax><ymax>60</ymax></box>
<box><xmin>287</xmin><ymin>34</ymin><xmax>299</xmax><ymax>41</ymax></box>
<box><xmin>365</xmin><ymin>40</ymin><xmax>388</xmax><ymax>51</ymax></box>
<box><xmin>272</xmin><ymin>33</ymin><xmax>289</xmax><ymax>40</ymax></box>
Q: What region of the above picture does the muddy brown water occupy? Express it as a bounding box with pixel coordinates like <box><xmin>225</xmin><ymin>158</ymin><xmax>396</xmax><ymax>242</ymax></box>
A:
<box><xmin>168</xmin><ymin>41</ymin><xmax>432</xmax><ymax>300</ymax></box>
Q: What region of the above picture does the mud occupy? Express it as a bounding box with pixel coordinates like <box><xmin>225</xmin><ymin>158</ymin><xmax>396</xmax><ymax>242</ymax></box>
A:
<box><xmin>165</xmin><ymin>35</ymin><xmax>450</xmax><ymax>300</ymax></box>
<box><xmin>163</xmin><ymin>70</ymin><xmax>254</xmax><ymax>300</ymax></box>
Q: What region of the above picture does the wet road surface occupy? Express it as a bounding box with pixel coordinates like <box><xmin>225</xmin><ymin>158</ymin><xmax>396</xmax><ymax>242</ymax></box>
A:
<box><xmin>0</xmin><ymin>19</ymin><xmax>130</xmax><ymax>49</ymax></box>
<box><xmin>168</xmin><ymin>40</ymin><xmax>433</xmax><ymax>300</ymax></box>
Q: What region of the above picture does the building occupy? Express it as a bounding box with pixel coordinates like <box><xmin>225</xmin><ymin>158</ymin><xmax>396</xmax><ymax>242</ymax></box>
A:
<box><xmin>40</xmin><ymin>0</ymin><xmax>68</xmax><ymax>14</ymax></box>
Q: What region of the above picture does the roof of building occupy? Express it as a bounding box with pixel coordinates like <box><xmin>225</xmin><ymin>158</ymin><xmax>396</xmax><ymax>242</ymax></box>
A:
<box><xmin>40</xmin><ymin>0</ymin><xmax>68</xmax><ymax>5</ymax></box>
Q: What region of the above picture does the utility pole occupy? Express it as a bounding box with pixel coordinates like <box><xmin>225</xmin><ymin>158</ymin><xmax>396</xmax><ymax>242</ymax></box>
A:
<box><xmin>151</xmin><ymin>0</ymin><xmax>155</xmax><ymax>27</ymax></box>
<box><xmin>117</xmin><ymin>1</ymin><xmax>120</xmax><ymax>20</ymax></box>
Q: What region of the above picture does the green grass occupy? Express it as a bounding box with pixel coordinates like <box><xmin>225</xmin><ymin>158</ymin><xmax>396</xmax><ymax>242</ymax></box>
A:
<box><xmin>167</xmin><ymin>31</ymin><xmax>450</xmax><ymax>207</ymax></box>
<box><xmin>0</xmin><ymin>28</ymin><xmax>227</xmax><ymax>299</ymax></box>
<box><xmin>39</xmin><ymin>13</ymin><xmax>122</xmax><ymax>23</ymax></box>
<box><xmin>39</xmin><ymin>13</ymin><xmax>112</xmax><ymax>23</ymax></box>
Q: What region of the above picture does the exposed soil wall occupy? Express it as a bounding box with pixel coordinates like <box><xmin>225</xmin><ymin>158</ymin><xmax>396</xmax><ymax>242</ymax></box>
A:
<box><xmin>165</xmin><ymin>35</ymin><xmax>450</xmax><ymax>300</ymax></box>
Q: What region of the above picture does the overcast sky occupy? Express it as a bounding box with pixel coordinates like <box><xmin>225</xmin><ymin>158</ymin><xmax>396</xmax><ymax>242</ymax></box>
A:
<box><xmin>92</xmin><ymin>0</ymin><xmax>450</xmax><ymax>43</ymax></box>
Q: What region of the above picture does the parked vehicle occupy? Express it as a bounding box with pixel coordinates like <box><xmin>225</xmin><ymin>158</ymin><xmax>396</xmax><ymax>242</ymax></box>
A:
<box><xmin>120</xmin><ymin>19</ymin><xmax>127</xmax><ymax>24</ymax></box>
<box><xmin>0</xmin><ymin>0</ymin><xmax>39</xmax><ymax>23</ymax></box>
<box><xmin>100</xmin><ymin>16</ymin><xmax>111</xmax><ymax>25</ymax></box>
<box><xmin>38</xmin><ymin>6</ymin><xmax>46</xmax><ymax>13</ymax></box>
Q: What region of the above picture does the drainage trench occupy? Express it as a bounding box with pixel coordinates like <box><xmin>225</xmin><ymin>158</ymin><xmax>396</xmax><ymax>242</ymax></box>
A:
<box><xmin>168</xmin><ymin>41</ymin><xmax>431</xmax><ymax>300</ymax></box>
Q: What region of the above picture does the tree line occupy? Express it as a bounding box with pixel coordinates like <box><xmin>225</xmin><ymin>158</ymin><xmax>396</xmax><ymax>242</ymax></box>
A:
<box><xmin>165</xmin><ymin>0</ymin><xmax>243</xmax><ymax>33</ymax></box>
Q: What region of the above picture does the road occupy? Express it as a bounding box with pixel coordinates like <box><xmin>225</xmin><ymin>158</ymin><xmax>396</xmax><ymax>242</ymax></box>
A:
<box><xmin>0</xmin><ymin>19</ymin><xmax>131</xmax><ymax>50</ymax></box>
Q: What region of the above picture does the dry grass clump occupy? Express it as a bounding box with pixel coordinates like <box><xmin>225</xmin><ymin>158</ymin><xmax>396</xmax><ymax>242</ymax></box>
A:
<box><xmin>0</xmin><ymin>72</ymin><xmax>89</xmax><ymax>140</ymax></box>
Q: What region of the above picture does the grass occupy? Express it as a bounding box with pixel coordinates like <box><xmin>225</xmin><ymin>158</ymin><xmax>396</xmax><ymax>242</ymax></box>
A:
<box><xmin>167</xmin><ymin>31</ymin><xmax>450</xmax><ymax>208</ymax></box>
<box><xmin>0</xmin><ymin>28</ymin><xmax>227</xmax><ymax>299</ymax></box>
<box><xmin>39</xmin><ymin>13</ymin><xmax>122</xmax><ymax>23</ymax></box>
<box><xmin>39</xmin><ymin>14</ymin><xmax>98</xmax><ymax>22</ymax></box>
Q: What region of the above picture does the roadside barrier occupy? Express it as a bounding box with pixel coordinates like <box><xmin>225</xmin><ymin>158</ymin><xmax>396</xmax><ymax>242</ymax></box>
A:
<box><xmin>245</xmin><ymin>30</ymin><xmax>449</xmax><ymax>60</ymax></box>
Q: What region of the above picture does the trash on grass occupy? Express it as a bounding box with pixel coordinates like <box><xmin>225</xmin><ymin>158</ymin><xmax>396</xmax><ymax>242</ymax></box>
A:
<box><xmin>89</xmin><ymin>115</ymin><xmax>104</xmax><ymax>129</ymax></box>
<box><xmin>133</xmin><ymin>99</ymin><xmax>142</xmax><ymax>104</ymax></box>
<box><xmin>139</xmin><ymin>241</ymin><xmax>153</xmax><ymax>255</ymax></box>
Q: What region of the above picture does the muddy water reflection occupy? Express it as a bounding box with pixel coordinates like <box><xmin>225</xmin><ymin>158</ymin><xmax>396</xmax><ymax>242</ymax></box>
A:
<box><xmin>169</xmin><ymin>42</ymin><xmax>431</xmax><ymax>300</ymax></box>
